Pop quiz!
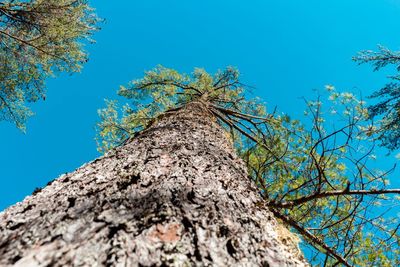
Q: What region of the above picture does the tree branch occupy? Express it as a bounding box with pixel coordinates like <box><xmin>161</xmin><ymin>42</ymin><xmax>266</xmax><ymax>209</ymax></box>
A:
<box><xmin>270</xmin><ymin>207</ymin><xmax>352</xmax><ymax>267</ymax></box>
<box><xmin>270</xmin><ymin>188</ymin><xmax>400</xmax><ymax>209</ymax></box>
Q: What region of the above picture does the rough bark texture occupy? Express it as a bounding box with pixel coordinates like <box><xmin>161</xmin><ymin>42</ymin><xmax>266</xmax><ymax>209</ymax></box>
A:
<box><xmin>0</xmin><ymin>102</ymin><xmax>308</xmax><ymax>267</ymax></box>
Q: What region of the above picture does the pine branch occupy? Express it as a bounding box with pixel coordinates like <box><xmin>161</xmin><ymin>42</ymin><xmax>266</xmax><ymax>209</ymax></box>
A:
<box><xmin>270</xmin><ymin>188</ymin><xmax>400</xmax><ymax>209</ymax></box>
<box><xmin>270</xmin><ymin>208</ymin><xmax>352</xmax><ymax>267</ymax></box>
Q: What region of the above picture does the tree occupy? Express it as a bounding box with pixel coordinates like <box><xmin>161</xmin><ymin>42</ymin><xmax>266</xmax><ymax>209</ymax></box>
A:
<box><xmin>96</xmin><ymin>66</ymin><xmax>400</xmax><ymax>266</ymax></box>
<box><xmin>354</xmin><ymin>45</ymin><xmax>400</xmax><ymax>150</ymax></box>
<box><xmin>0</xmin><ymin>0</ymin><xmax>99</xmax><ymax>130</ymax></box>
<box><xmin>0</xmin><ymin>100</ymin><xmax>307</xmax><ymax>265</ymax></box>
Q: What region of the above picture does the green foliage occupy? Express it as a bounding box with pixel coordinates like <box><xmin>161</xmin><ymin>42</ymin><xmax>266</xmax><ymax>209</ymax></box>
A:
<box><xmin>97</xmin><ymin>66</ymin><xmax>400</xmax><ymax>266</ymax></box>
<box><xmin>97</xmin><ymin>65</ymin><xmax>265</xmax><ymax>153</ymax></box>
<box><xmin>354</xmin><ymin>45</ymin><xmax>400</xmax><ymax>150</ymax></box>
<box><xmin>0</xmin><ymin>0</ymin><xmax>99</xmax><ymax>130</ymax></box>
<box><xmin>242</xmin><ymin>86</ymin><xmax>399</xmax><ymax>266</ymax></box>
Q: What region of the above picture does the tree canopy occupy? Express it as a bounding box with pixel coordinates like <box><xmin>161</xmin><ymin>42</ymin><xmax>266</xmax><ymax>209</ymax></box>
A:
<box><xmin>97</xmin><ymin>66</ymin><xmax>400</xmax><ymax>266</ymax></box>
<box><xmin>0</xmin><ymin>0</ymin><xmax>99</xmax><ymax>130</ymax></box>
<box><xmin>354</xmin><ymin>45</ymin><xmax>400</xmax><ymax>151</ymax></box>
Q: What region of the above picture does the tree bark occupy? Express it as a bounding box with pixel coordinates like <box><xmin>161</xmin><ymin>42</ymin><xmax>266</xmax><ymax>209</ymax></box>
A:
<box><xmin>0</xmin><ymin>102</ymin><xmax>308</xmax><ymax>266</ymax></box>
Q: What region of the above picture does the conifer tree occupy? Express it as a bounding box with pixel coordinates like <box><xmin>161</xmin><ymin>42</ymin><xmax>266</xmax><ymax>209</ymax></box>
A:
<box><xmin>97</xmin><ymin>66</ymin><xmax>400</xmax><ymax>266</ymax></box>
<box><xmin>0</xmin><ymin>0</ymin><xmax>99</xmax><ymax>130</ymax></box>
<box><xmin>354</xmin><ymin>45</ymin><xmax>400</xmax><ymax>150</ymax></box>
<box><xmin>0</xmin><ymin>67</ymin><xmax>308</xmax><ymax>266</ymax></box>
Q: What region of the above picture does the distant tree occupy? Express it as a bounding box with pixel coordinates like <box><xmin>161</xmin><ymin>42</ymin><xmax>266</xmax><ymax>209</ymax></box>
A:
<box><xmin>0</xmin><ymin>0</ymin><xmax>99</xmax><ymax>130</ymax></box>
<box><xmin>97</xmin><ymin>66</ymin><xmax>400</xmax><ymax>266</ymax></box>
<box><xmin>354</xmin><ymin>45</ymin><xmax>400</xmax><ymax>151</ymax></box>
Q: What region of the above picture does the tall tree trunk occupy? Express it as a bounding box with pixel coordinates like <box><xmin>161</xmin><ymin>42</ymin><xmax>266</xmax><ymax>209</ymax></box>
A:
<box><xmin>0</xmin><ymin>102</ymin><xmax>308</xmax><ymax>266</ymax></box>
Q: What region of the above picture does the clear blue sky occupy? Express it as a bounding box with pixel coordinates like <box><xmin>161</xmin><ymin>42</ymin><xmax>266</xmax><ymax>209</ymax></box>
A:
<box><xmin>1</xmin><ymin>0</ymin><xmax>400</xmax><ymax>210</ymax></box>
